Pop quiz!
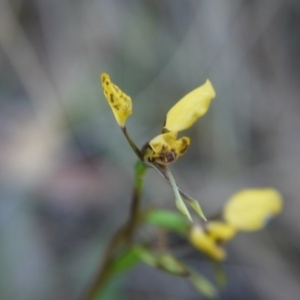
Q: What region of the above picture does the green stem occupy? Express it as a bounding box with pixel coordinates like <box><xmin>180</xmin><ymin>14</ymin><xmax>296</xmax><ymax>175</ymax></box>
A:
<box><xmin>82</xmin><ymin>161</ymin><xmax>147</xmax><ymax>300</ymax></box>
<box><xmin>127</xmin><ymin>161</ymin><xmax>148</xmax><ymax>244</ymax></box>
<box><xmin>82</xmin><ymin>225</ymin><xmax>128</xmax><ymax>300</ymax></box>
<box><xmin>121</xmin><ymin>127</ymin><xmax>143</xmax><ymax>160</ymax></box>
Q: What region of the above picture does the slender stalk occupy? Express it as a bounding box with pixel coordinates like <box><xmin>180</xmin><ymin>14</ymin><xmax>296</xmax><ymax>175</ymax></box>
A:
<box><xmin>126</xmin><ymin>161</ymin><xmax>148</xmax><ymax>244</ymax></box>
<box><xmin>82</xmin><ymin>225</ymin><xmax>128</xmax><ymax>300</ymax></box>
<box><xmin>121</xmin><ymin>127</ymin><xmax>143</xmax><ymax>160</ymax></box>
<box><xmin>82</xmin><ymin>161</ymin><xmax>147</xmax><ymax>300</ymax></box>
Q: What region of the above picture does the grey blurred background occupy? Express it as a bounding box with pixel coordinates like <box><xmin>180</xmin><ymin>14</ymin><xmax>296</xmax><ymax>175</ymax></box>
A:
<box><xmin>0</xmin><ymin>0</ymin><xmax>299</xmax><ymax>299</ymax></box>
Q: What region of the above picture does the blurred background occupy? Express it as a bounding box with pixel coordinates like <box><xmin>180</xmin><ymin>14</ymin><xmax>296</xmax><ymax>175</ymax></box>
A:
<box><xmin>0</xmin><ymin>0</ymin><xmax>299</xmax><ymax>299</ymax></box>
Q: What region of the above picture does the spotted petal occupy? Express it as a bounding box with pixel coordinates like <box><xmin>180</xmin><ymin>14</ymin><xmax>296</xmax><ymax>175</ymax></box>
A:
<box><xmin>101</xmin><ymin>73</ymin><xmax>132</xmax><ymax>127</ymax></box>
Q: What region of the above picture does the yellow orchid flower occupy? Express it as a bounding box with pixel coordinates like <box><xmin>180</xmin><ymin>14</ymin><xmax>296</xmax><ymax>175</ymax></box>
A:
<box><xmin>101</xmin><ymin>73</ymin><xmax>132</xmax><ymax>127</ymax></box>
<box><xmin>100</xmin><ymin>73</ymin><xmax>215</xmax><ymax>165</ymax></box>
<box><xmin>189</xmin><ymin>188</ymin><xmax>282</xmax><ymax>261</ymax></box>
<box><xmin>143</xmin><ymin>79</ymin><xmax>216</xmax><ymax>165</ymax></box>
<box><xmin>139</xmin><ymin>80</ymin><xmax>215</xmax><ymax>220</ymax></box>
<box><xmin>100</xmin><ymin>73</ymin><xmax>215</xmax><ymax>221</ymax></box>
<box><xmin>223</xmin><ymin>188</ymin><xmax>283</xmax><ymax>231</ymax></box>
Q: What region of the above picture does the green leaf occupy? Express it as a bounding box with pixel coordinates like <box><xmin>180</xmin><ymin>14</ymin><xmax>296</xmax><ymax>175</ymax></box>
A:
<box><xmin>176</xmin><ymin>197</ymin><xmax>192</xmax><ymax>222</ymax></box>
<box><xmin>157</xmin><ymin>254</ymin><xmax>190</xmax><ymax>277</ymax></box>
<box><xmin>135</xmin><ymin>247</ymin><xmax>190</xmax><ymax>277</ymax></box>
<box><xmin>189</xmin><ymin>270</ymin><xmax>218</xmax><ymax>299</ymax></box>
<box><xmin>213</xmin><ymin>263</ymin><xmax>227</xmax><ymax>288</ymax></box>
<box><xmin>145</xmin><ymin>210</ymin><xmax>190</xmax><ymax>234</ymax></box>
<box><xmin>166</xmin><ymin>167</ymin><xmax>192</xmax><ymax>221</ymax></box>
<box><xmin>110</xmin><ymin>248</ymin><xmax>141</xmax><ymax>277</ymax></box>
<box><xmin>184</xmin><ymin>197</ymin><xmax>207</xmax><ymax>221</ymax></box>
<box><xmin>134</xmin><ymin>246</ymin><xmax>157</xmax><ymax>267</ymax></box>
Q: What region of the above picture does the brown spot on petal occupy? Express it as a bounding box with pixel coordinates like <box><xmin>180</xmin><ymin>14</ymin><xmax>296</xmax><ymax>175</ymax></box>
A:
<box><xmin>110</xmin><ymin>94</ymin><xmax>114</xmax><ymax>103</ymax></box>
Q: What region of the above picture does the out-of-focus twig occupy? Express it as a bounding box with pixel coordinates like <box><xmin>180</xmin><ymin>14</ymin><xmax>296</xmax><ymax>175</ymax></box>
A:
<box><xmin>0</xmin><ymin>0</ymin><xmax>61</xmax><ymax>127</ymax></box>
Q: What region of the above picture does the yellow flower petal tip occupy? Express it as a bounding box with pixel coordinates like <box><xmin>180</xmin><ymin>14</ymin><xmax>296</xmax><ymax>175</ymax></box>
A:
<box><xmin>223</xmin><ymin>188</ymin><xmax>283</xmax><ymax>231</ymax></box>
<box><xmin>189</xmin><ymin>226</ymin><xmax>226</xmax><ymax>261</ymax></box>
<box><xmin>164</xmin><ymin>79</ymin><xmax>216</xmax><ymax>132</ymax></box>
<box><xmin>142</xmin><ymin>132</ymin><xmax>190</xmax><ymax>165</ymax></box>
<box><xmin>100</xmin><ymin>73</ymin><xmax>132</xmax><ymax>127</ymax></box>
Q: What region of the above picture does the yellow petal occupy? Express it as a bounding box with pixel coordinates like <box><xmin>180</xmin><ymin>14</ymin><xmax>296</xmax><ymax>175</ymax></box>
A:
<box><xmin>143</xmin><ymin>132</ymin><xmax>190</xmax><ymax>165</ymax></box>
<box><xmin>207</xmin><ymin>222</ymin><xmax>237</xmax><ymax>242</ymax></box>
<box><xmin>100</xmin><ymin>73</ymin><xmax>132</xmax><ymax>127</ymax></box>
<box><xmin>164</xmin><ymin>80</ymin><xmax>216</xmax><ymax>132</ymax></box>
<box><xmin>175</xmin><ymin>137</ymin><xmax>190</xmax><ymax>157</ymax></box>
<box><xmin>150</xmin><ymin>132</ymin><xmax>178</xmax><ymax>150</ymax></box>
<box><xmin>189</xmin><ymin>226</ymin><xmax>226</xmax><ymax>261</ymax></box>
<box><xmin>223</xmin><ymin>188</ymin><xmax>283</xmax><ymax>231</ymax></box>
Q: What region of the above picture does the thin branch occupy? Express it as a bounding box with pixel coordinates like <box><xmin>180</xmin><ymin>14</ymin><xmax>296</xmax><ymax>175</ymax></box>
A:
<box><xmin>82</xmin><ymin>224</ymin><xmax>128</xmax><ymax>300</ymax></box>
<box><xmin>0</xmin><ymin>0</ymin><xmax>61</xmax><ymax>127</ymax></box>
<box><xmin>121</xmin><ymin>127</ymin><xmax>143</xmax><ymax>161</ymax></box>
<box><xmin>82</xmin><ymin>161</ymin><xmax>147</xmax><ymax>300</ymax></box>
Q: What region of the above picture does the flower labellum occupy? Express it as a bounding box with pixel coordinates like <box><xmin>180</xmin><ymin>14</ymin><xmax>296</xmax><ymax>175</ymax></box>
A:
<box><xmin>143</xmin><ymin>132</ymin><xmax>190</xmax><ymax>165</ymax></box>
